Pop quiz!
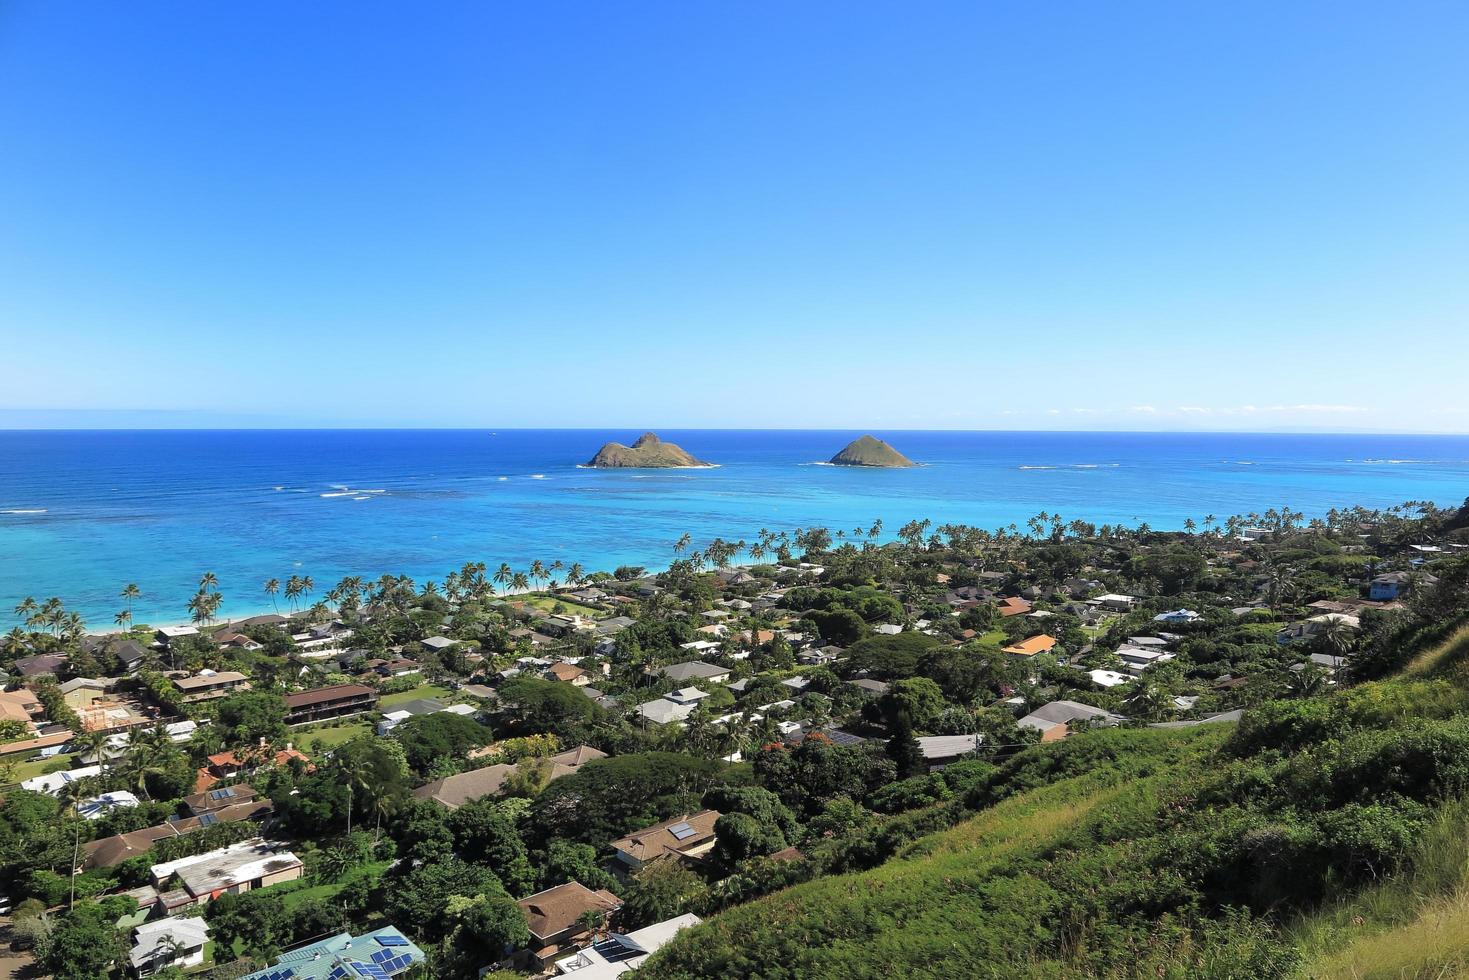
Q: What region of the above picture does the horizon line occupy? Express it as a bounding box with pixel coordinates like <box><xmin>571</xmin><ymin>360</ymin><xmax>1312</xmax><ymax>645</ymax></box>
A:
<box><xmin>2</xmin><ymin>425</ymin><xmax>1469</xmax><ymax>437</ymax></box>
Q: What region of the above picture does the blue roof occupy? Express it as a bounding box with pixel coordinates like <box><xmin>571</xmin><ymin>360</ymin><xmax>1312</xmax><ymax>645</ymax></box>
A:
<box><xmin>240</xmin><ymin>928</ymin><xmax>425</xmax><ymax>980</ymax></box>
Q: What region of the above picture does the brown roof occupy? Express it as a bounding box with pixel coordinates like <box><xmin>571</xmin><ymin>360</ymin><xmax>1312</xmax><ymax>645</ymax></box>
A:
<box><xmin>182</xmin><ymin>783</ymin><xmax>257</xmax><ymax>813</ymax></box>
<box><xmin>547</xmin><ymin>663</ymin><xmax>588</xmax><ymax>682</ymax></box>
<box><xmin>413</xmin><ymin>745</ymin><xmax>606</xmax><ymax>809</ymax></box>
<box><xmin>517</xmin><ymin>882</ymin><xmax>622</xmax><ymax>944</ymax></box>
<box><xmin>173</xmin><ymin>671</ymin><xmax>249</xmax><ymax>690</ymax></box>
<box><xmin>82</xmin><ymin>799</ymin><xmax>271</xmax><ymax>868</ymax></box>
<box><xmin>997</xmin><ymin>597</ymin><xmax>1033</xmax><ymax>617</ymax></box>
<box><xmin>283</xmin><ymin>683</ymin><xmax>376</xmax><ymax>709</ymax></box>
<box><xmin>610</xmin><ymin>809</ymin><xmax>721</xmax><ymax>864</ymax></box>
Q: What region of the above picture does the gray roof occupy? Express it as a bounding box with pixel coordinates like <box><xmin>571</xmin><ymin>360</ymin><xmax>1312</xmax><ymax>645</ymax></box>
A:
<box><xmin>916</xmin><ymin>734</ymin><xmax>981</xmax><ymax>760</ymax></box>
<box><xmin>1018</xmin><ymin>700</ymin><xmax>1124</xmax><ymax>731</ymax></box>
<box><xmin>660</xmin><ymin>661</ymin><xmax>728</xmax><ymax>681</ymax></box>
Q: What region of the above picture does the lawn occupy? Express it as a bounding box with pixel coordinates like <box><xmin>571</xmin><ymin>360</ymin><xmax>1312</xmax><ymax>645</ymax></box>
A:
<box><xmin>2</xmin><ymin>751</ymin><xmax>78</xmax><ymax>787</ymax></box>
<box><xmin>280</xmin><ymin>859</ymin><xmax>393</xmax><ymax>912</ymax></box>
<box><xmin>521</xmin><ymin>594</ymin><xmax>604</xmax><ymax>618</ymax></box>
<box><xmin>379</xmin><ymin>684</ymin><xmax>453</xmax><ymax>708</ymax></box>
<box><xmin>298</xmin><ymin>720</ymin><xmax>372</xmax><ymax>751</ymax></box>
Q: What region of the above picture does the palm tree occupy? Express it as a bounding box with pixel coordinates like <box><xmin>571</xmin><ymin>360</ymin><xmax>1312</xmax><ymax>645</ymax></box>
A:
<box><xmin>493</xmin><ymin>563</ymin><xmax>513</xmax><ymax>594</ymax></box>
<box><xmin>199</xmin><ymin>571</ymin><xmax>219</xmax><ymax>592</ymax></box>
<box><xmin>674</xmin><ymin>533</ymin><xmax>692</xmax><ymax>556</ymax></box>
<box><xmin>263</xmin><ymin>578</ymin><xmax>281</xmax><ymax>613</ymax></box>
<box><xmin>114</xmin><ymin>610</ymin><xmax>132</xmax><ymax>633</ymax></box>
<box><xmin>1286</xmin><ymin>665</ymin><xmax>1329</xmax><ymax>699</ymax></box>
<box><xmin>529</xmin><ymin>560</ymin><xmax>548</xmax><ymax>590</ymax></box>
<box><xmin>120</xmin><ymin>584</ymin><xmax>141</xmax><ymax>621</ymax></box>
<box><xmin>3</xmin><ymin>628</ymin><xmax>28</xmax><ymax>656</ymax></box>
<box><xmin>284</xmin><ymin>576</ymin><xmax>303</xmax><ymax>612</ymax></box>
<box><xmin>566</xmin><ymin>563</ymin><xmax>585</xmax><ymax>587</ymax></box>
<box><xmin>511</xmin><ymin>572</ymin><xmax>530</xmax><ymax>593</ymax></box>
<box><xmin>13</xmin><ymin>596</ymin><xmax>38</xmax><ymax>624</ymax></box>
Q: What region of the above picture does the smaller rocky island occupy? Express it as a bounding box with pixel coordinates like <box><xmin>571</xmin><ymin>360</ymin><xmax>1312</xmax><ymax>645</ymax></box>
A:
<box><xmin>829</xmin><ymin>434</ymin><xmax>916</xmax><ymax>467</ymax></box>
<box><xmin>584</xmin><ymin>432</ymin><xmax>713</xmax><ymax>468</ymax></box>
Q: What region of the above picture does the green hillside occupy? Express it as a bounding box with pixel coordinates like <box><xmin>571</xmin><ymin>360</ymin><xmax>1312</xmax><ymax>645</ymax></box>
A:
<box><xmin>642</xmin><ymin>573</ymin><xmax>1469</xmax><ymax>980</ymax></box>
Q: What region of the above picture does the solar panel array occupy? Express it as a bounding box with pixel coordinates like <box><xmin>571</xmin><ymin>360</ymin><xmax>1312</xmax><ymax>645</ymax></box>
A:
<box><xmin>592</xmin><ymin>938</ymin><xmax>643</xmax><ymax>964</ymax></box>
<box><xmin>257</xmin><ymin>969</ymin><xmax>297</xmax><ymax>980</ymax></box>
<box><xmin>368</xmin><ymin>947</ymin><xmax>415</xmax><ymax>973</ymax></box>
<box><xmin>209</xmin><ymin>787</ymin><xmax>235</xmax><ymax>800</ymax></box>
<box><xmin>374</xmin><ymin>934</ymin><xmax>410</xmax><ymax>947</ymax></box>
<box><xmin>198</xmin><ymin>813</ymin><xmax>218</xmax><ymax>826</ymax></box>
<box><xmin>668</xmin><ymin>821</ymin><xmax>697</xmax><ymax>840</ymax></box>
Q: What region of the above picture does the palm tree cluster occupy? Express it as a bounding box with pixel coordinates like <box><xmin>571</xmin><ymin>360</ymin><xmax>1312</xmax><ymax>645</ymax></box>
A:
<box><xmin>187</xmin><ymin>572</ymin><xmax>224</xmax><ymax>627</ymax></box>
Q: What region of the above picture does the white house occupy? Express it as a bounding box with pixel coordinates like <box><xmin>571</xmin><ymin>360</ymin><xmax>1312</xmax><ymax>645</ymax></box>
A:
<box><xmin>130</xmin><ymin>915</ymin><xmax>211</xmax><ymax>977</ymax></box>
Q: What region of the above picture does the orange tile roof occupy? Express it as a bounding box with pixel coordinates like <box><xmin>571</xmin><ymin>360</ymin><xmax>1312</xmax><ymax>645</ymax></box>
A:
<box><xmin>1002</xmin><ymin>634</ymin><xmax>1059</xmax><ymax>656</ymax></box>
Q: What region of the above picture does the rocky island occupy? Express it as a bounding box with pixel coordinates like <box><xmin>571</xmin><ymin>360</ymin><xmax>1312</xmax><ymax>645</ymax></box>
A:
<box><xmin>829</xmin><ymin>434</ymin><xmax>916</xmax><ymax>467</ymax></box>
<box><xmin>584</xmin><ymin>432</ymin><xmax>713</xmax><ymax>468</ymax></box>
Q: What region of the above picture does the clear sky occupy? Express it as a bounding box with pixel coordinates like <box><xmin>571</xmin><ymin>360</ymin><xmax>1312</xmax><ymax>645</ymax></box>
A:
<box><xmin>2</xmin><ymin>2</ymin><xmax>1467</xmax><ymax>432</ymax></box>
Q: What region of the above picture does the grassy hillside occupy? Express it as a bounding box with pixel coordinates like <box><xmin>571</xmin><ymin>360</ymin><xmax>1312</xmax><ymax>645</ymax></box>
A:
<box><xmin>642</xmin><ymin>615</ymin><xmax>1469</xmax><ymax>979</ymax></box>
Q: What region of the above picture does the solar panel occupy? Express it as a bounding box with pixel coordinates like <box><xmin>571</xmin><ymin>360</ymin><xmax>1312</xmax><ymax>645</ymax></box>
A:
<box><xmin>198</xmin><ymin>813</ymin><xmax>218</xmax><ymax>826</ymax></box>
<box><xmin>210</xmin><ymin>787</ymin><xmax>235</xmax><ymax>800</ymax></box>
<box><xmin>374</xmin><ymin>934</ymin><xmax>410</xmax><ymax>947</ymax></box>
<box><xmin>261</xmin><ymin>969</ymin><xmax>297</xmax><ymax>980</ymax></box>
<box><xmin>382</xmin><ymin>953</ymin><xmax>413</xmax><ymax>973</ymax></box>
<box><xmin>350</xmin><ymin>962</ymin><xmax>391</xmax><ymax>980</ymax></box>
<box><xmin>668</xmin><ymin>821</ymin><xmax>697</xmax><ymax>840</ymax></box>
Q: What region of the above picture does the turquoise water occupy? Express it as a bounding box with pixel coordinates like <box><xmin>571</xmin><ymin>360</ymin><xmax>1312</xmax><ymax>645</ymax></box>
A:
<box><xmin>2</xmin><ymin>429</ymin><xmax>1467</xmax><ymax>625</ymax></box>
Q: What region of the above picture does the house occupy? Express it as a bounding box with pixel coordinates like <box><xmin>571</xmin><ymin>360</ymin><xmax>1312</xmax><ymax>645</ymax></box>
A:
<box><xmin>78</xmin><ymin>790</ymin><xmax>141</xmax><ymax>820</ymax></box>
<box><xmin>238</xmin><ymin>927</ymin><xmax>425</xmax><ymax>980</ymax></box>
<box><xmin>916</xmin><ymin>734</ymin><xmax>981</xmax><ymax>769</ymax></box>
<box><xmin>552</xmin><ymin>913</ymin><xmax>702</xmax><ymax>979</ymax></box>
<box><xmin>414</xmin><ymin>745</ymin><xmax>606</xmax><ymax>809</ymax></box>
<box><xmin>22</xmin><ymin>763</ymin><xmax>103</xmax><ymax>795</ymax></box>
<box><xmin>197</xmin><ymin>745</ymin><xmax>310</xmax><ymax>792</ymax></box>
<box><xmin>658</xmin><ymin>661</ymin><xmax>731</xmax><ymax>685</ymax></box>
<box><xmin>0</xmin><ymin>688</ymin><xmax>45</xmax><ymax>728</ymax></box>
<box><xmin>130</xmin><ymin>915</ymin><xmax>211</xmax><ymax>977</ymax></box>
<box><xmin>1018</xmin><ymin>700</ymin><xmax>1125</xmax><ymax>741</ymax></box>
<box><xmin>1116</xmin><ymin>646</ymin><xmax>1176</xmax><ymax>675</ymax></box>
<box><xmin>1002</xmin><ymin>634</ymin><xmax>1059</xmax><ymax>658</ymax></box>
<box><xmin>283</xmin><ymin>682</ymin><xmax>378</xmax><ymax>725</ymax></box>
<box><xmin>171</xmin><ymin>670</ymin><xmax>250</xmax><ymax>704</ymax></box>
<box><xmin>154</xmin><ymin>625</ymin><xmax>199</xmax><ymax>645</ymax></box>
<box><xmin>610</xmin><ymin>810</ymin><xmax>722</xmax><ymax>870</ymax></box>
<box><xmin>1089</xmin><ymin>593</ymin><xmax>1137</xmax><ymax>612</ymax></box>
<box><xmin>211</xmin><ymin>630</ymin><xmax>263</xmax><ymax>651</ymax></box>
<box><xmin>149</xmin><ymin>838</ymin><xmax>302</xmax><ymax>905</ymax></box>
<box><xmin>12</xmin><ymin>652</ymin><xmax>68</xmax><ymax>677</ymax></box>
<box><xmin>376</xmin><ymin>697</ymin><xmax>459</xmax><ymax>735</ymax></box>
<box><xmin>518</xmin><ymin>882</ymin><xmax>624</xmax><ymax>970</ymax></box>
<box><xmin>1276</xmin><ymin>613</ymin><xmax>1360</xmax><ymax>645</ymax></box>
<box><xmin>635</xmin><ymin>687</ymin><xmax>710</xmax><ymax>726</ymax></box>
<box><xmin>1370</xmin><ymin>570</ymin><xmax>1438</xmax><ymax>601</ymax></box>
<box><xmin>421</xmin><ymin>635</ymin><xmax>457</xmax><ymax>653</ymax></box>
<box><xmin>1153</xmin><ymin>609</ymin><xmax>1201</xmax><ymax>625</ymax></box>
<box><xmin>83</xmin><ymin>799</ymin><xmax>273</xmax><ymax>869</ymax></box>
<box><xmin>874</xmin><ymin>623</ymin><xmax>903</xmax><ymax>636</ymax></box>
<box><xmin>108</xmin><ymin>640</ymin><xmax>150</xmax><ymax>672</ymax></box>
<box><xmin>1087</xmin><ymin>669</ymin><xmax>1131</xmax><ymax>688</ymax></box>
<box><xmin>847</xmin><ymin>678</ymin><xmax>891</xmax><ymax>697</ymax></box>
<box><xmin>182</xmin><ymin>783</ymin><xmax>258</xmax><ymax>816</ymax></box>
<box><xmin>997</xmin><ymin>597</ymin><xmax>1033</xmax><ymax>618</ymax></box>
<box><xmin>545</xmin><ymin>662</ymin><xmax>592</xmax><ymax>686</ymax></box>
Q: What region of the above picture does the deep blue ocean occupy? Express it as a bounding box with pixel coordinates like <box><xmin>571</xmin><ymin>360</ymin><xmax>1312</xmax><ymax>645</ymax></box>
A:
<box><xmin>2</xmin><ymin>429</ymin><xmax>1467</xmax><ymax>626</ymax></box>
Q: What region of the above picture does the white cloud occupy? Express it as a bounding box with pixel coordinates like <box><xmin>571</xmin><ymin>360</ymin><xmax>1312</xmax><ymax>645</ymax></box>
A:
<box><xmin>1177</xmin><ymin>406</ymin><xmax>1210</xmax><ymax>415</ymax></box>
<box><xmin>1129</xmin><ymin>405</ymin><xmax>1157</xmax><ymax>414</ymax></box>
<box><xmin>1265</xmin><ymin>404</ymin><xmax>1367</xmax><ymax>414</ymax></box>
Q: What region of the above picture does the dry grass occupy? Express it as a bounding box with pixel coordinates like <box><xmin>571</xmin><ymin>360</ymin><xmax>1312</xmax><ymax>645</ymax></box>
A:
<box><xmin>1398</xmin><ymin>623</ymin><xmax>1469</xmax><ymax>680</ymax></box>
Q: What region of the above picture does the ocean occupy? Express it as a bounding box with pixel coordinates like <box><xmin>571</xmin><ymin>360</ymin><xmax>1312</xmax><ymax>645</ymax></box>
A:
<box><xmin>2</xmin><ymin>429</ymin><xmax>1467</xmax><ymax>626</ymax></box>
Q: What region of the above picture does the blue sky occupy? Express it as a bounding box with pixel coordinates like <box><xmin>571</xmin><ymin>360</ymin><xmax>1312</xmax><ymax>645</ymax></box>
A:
<box><xmin>2</xmin><ymin>2</ymin><xmax>1467</xmax><ymax>431</ymax></box>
